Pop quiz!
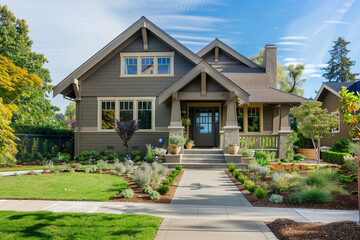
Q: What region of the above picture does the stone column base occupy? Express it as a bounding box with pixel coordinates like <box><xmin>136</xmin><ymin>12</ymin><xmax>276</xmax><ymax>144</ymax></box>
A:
<box><xmin>165</xmin><ymin>154</ymin><xmax>182</xmax><ymax>163</ymax></box>
<box><xmin>278</xmin><ymin>130</ymin><xmax>291</xmax><ymax>160</ymax></box>
<box><xmin>223</xmin><ymin>126</ymin><xmax>240</xmax><ymax>154</ymax></box>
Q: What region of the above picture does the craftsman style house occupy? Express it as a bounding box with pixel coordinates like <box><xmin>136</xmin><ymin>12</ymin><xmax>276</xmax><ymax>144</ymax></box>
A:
<box><xmin>53</xmin><ymin>17</ymin><xmax>307</xmax><ymax>159</ymax></box>
<box><xmin>315</xmin><ymin>81</ymin><xmax>359</xmax><ymax>147</ymax></box>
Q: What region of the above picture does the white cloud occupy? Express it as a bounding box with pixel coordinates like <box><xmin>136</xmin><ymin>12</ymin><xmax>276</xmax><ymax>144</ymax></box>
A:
<box><xmin>310</xmin><ymin>74</ymin><xmax>322</xmax><ymax>77</ymax></box>
<box><xmin>276</xmin><ymin>42</ymin><xmax>307</xmax><ymax>46</ymax></box>
<box><xmin>325</xmin><ymin>20</ymin><xmax>350</xmax><ymax>24</ymax></box>
<box><xmin>179</xmin><ymin>40</ymin><xmax>209</xmax><ymax>45</ymax></box>
<box><xmin>171</xmin><ymin>34</ymin><xmax>214</xmax><ymax>41</ymax></box>
<box><xmin>280</xmin><ymin>36</ymin><xmax>309</xmax><ymax>40</ymax></box>
<box><xmin>284</xmin><ymin>57</ymin><xmax>305</xmax><ymax>62</ymax></box>
<box><xmin>318</xmin><ymin>63</ymin><xmax>329</xmax><ymax>68</ymax></box>
<box><xmin>163</xmin><ymin>26</ymin><xmax>215</xmax><ymax>32</ymax></box>
<box><xmin>303</xmin><ymin>68</ymin><xmax>318</xmax><ymax>74</ymax></box>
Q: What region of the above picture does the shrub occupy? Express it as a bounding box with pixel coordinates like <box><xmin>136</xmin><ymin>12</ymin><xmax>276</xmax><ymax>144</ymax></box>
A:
<box><xmin>113</xmin><ymin>162</ymin><xmax>126</xmax><ymax>174</ymax></box>
<box><xmin>53</xmin><ymin>171</ymin><xmax>60</xmax><ymax>174</ymax></box>
<box><xmin>233</xmin><ymin>170</ymin><xmax>240</xmax><ymax>179</ymax></box>
<box><xmin>145</xmin><ymin>148</ymin><xmax>155</xmax><ymax>163</ymax></box>
<box><xmin>258</xmin><ymin>165</ymin><xmax>270</xmax><ymax>177</ymax></box>
<box><xmin>339</xmin><ymin>174</ymin><xmax>352</xmax><ymax>183</ymax></box>
<box><xmin>294</xmin><ymin>168</ymin><xmax>300</xmax><ymax>172</ymax></box>
<box><xmin>344</xmin><ymin>154</ymin><xmax>358</xmax><ymax>175</ymax></box>
<box><xmin>142</xmin><ymin>186</ymin><xmax>153</xmax><ymax>194</ymax></box>
<box><xmin>125</xmin><ymin>164</ymin><xmax>133</xmax><ymax>174</ymax></box>
<box><xmin>238</xmin><ymin>175</ymin><xmax>247</xmax><ymax>184</ymax></box>
<box><xmin>151</xmin><ymin>170</ymin><xmax>160</xmax><ymax>187</ymax></box>
<box><xmin>157</xmin><ymin>185</ymin><xmax>170</xmax><ymax>195</ymax></box>
<box><xmin>244</xmin><ymin>180</ymin><xmax>255</xmax><ymax>192</ymax></box>
<box><xmin>270</xmin><ymin>172</ymin><xmax>285</xmax><ymax>182</ymax></box>
<box><xmin>121</xmin><ymin>188</ymin><xmax>134</xmax><ymax>199</ymax></box>
<box><xmin>169</xmin><ymin>136</ymin><xmax>186</xmax><ymax>147</ymax></box>
<box><xmin>69</xmin><ymin>169</ymin><xmax>75</xmax><ymax>174</ymax></box>
<box><xmin>227</xmin><ymin>162</ymin><xmax>236</xmax><ymax>172</ymax></box>
<box><xmin>133</xmin><ymin>169</ymin><xmax>151</xmax><ymax>187</ymax></box>
<box><xmin>296</xmin><ymin>186</ymin><xmax>332</xmax><ymax>203</ymax></box>
<box><xmin>44</xmin><ymin>161</ymin><xmax>55</xmax><ymax>172</ymax></box>
<box><xmin>98</xmin><ymin>170</ymin><xmax>103</xmax><ymax>174</ymax></box>
<box><xmin>240</xmin><ymin>148</ymin><xmax>254</xmax><ymax>158</ymax></box>
<box><xmin>140</xmin><ymin>162</ymin><xmax>152</xmax><ymax>173</ymax></box>
<box><xmin>176</xmin><ymin>165</ymin><xmax>182</xmax><ymax>171</ymax></box>
<box><xmin>269</xmin><ymin>181</ymin><xmax>288</xmax><ymax>194</ymax></box>
<box><xmin>111</xmin><ymin>170</ymin><xmax>117</xmax><ymax>175</ymax></box>
<box><xmin>332</xmin><ymin>138</ymin><xmax>351</xmax><ymax>153</ymax></box>
<box><xmin>254</xmin><ymin>187</ymin><xmax>268</xmax><ymax>200</ymax></box>
<box><xmin>269</xmin><ymin>166</ymin><xmax>274</xmax><ymax>170</ymax></box>
<box><xmin>150</xmin><ymin>191</ymin><xmax>161</xmax><ymax>200</ymax></box>
<box><xmin>269</xmin><ymin>194</ymin><xmax>283</xmax><ymax>203</ymax></box>
<box><xmin>288</xmin><ymin>193</ymin><xmax>302</xmax><ymax>204</ymax></box>
<box><xmin>293</xmin><ymin>153</ymin><xmax>306</xmax><ymax>162</ymax></box>
<box><xmin>162</xmin><ymin>179</ymin><xmax>170</xmax><ymax>185</ymax></box>
<box><xmin>351</xmin><ymin>190</ymin><xmax>358</xmax><ymax>195</ymax></box>
<box><xmin>254</xmin><ymin>150</ymin><xmax>268</xmax><ymax>165</ymax></box>
<box><xmin>97</xmin><ymin>160</ymin><xmax>108</xmax><ymax>169</ymax></box>
<box><xmin>84</xmin><ymin>168</ymin><xmax>90</xmax><ymax>174</ymax></box>
<box><xmin>168</xmin><ymin>177</ymin><xmax>174</xmax><ymax>185</ymax></box>
<box><xmin>321</xmin><ymin>151</ymin><xmax>347</xmax><ymax>165</ymax></box>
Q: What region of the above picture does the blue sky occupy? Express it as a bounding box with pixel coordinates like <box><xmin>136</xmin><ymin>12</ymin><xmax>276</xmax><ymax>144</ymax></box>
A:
<box><xmin>3</xmin><ymin>0</ymin><xmax>360</xmax><ymax>113</ymax></box>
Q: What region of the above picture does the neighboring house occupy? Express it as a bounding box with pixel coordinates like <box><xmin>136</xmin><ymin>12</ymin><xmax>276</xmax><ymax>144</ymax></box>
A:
<box><xmin>53</xmin><ymin>17</ymin><xmax>307</xmax><ymax>159</ymax></box>
<box><xmin>315</xmin><ymin>81</ymin><xmax>358</xmax><ymax>147</ymax></box>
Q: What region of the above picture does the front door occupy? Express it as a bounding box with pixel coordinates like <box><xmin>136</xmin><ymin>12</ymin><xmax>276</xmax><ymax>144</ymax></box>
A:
<box><xmin>190</xmin><ymin>107</ymin><xmax>219</xmax><ymax>147</ymax></box>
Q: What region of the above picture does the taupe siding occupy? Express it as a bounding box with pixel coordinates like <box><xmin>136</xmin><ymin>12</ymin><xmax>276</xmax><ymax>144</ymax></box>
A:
<box><xmin>78</xmin><ymin>132</ymin><xmax>168</xmax><ymax>154</ymax></box>
<box><xmin>263</xmin><ymin>105</ymin><xmax>273</xmax><ymax>132</ymax></box>
<box><xmin>79</xmin><ymin>97</ymin><xmax>98</xmax><ymax>128</ymax></box>
<box><xmin>321</xmin><ymin>91</ymin><xmax>353</xmax><ymax>147</ymax></box>
<box><xmin>180</xmin><ymin>75</ymin><xmax>227</xmax><ymax>92</ymax></box>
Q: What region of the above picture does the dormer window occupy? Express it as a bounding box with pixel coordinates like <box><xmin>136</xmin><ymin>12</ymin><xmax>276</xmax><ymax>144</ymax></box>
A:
<box><xmin>120</xmin><ymin>52</ymin><xmax>174</xmax><ymax>77</ymax></box>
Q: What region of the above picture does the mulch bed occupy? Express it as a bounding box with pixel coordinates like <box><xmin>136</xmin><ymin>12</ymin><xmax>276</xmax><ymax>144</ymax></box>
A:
<box><xmin>266</xmin><ymin>218</ymin><xmax>360</xmax><ymax>240</ymax></box>
<box><xmin>109</xmin><ymin>170</ymin><xmax>184</xmax><ymax>204</ymax></box>
<box><xmin>226</xmin><ymin>170</ymin><xmax>359</xmax><ymax>210</ymax></box>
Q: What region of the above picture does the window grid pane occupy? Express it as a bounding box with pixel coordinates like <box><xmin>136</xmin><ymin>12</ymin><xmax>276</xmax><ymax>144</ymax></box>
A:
<box><xmin>157</xmin><ymin>57</ymin><xmax>171</xmax><ymax>74</ymax></box>
<box><xmin>248</xmin><ymin>107</ymin><xmax>260</xmax><ymax>132</ymax></box>
<box><xmin>119</xmin><ymin>101</ymin><xmax>134</xmax><ymax>123</ymax></box>
<box><xmin>141</xmin><ymin>57</ymin><xmax>154</xmax><ymax>75</ymax></box>
<box><xmin>237</xmin><ymin>107</ymin><xmax>244</xmax><ymax>132</ymax></box>
<box><xmin>124</xmin><ymin>57</ymin><xmax>137</xmax><ymax>75</ymax></box>
<box><xmin>101</xmin><ymin>101</ymin><xmax>115</xmax><ymax>129</ymax></box>
<box><xmin>138</xmin><ymin>101</ymin><xmax>152</xmax><ymax>129</ymax></box>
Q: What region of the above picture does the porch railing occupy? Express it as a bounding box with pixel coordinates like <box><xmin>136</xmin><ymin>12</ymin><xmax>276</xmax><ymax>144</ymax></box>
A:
<box><xmin>239</xmin><ymin>134</ymin><xmax>279</xmax><ymax>150</ymax></box>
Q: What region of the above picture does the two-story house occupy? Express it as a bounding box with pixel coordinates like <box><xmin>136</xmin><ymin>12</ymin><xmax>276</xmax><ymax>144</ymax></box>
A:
<box><xmin>53</xmin><ymin>17</ymin><xmax>307</xmax><ymax>161</ymax></box>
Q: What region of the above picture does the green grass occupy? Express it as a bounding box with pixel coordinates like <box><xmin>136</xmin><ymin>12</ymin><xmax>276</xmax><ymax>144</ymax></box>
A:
<box><xmin>0</xmin><ymin>211</ymin><xmax>161</xmax><ymax>240</ymax></box>
<box><xmin>0</xmin><ymin>166</ymin><xmax>44</xmax><ymax>172</ymax></box>
<box><xmin>0</xmin><ymin>173</ymin><xmax>127</xmax><ymax>201</ymax></box>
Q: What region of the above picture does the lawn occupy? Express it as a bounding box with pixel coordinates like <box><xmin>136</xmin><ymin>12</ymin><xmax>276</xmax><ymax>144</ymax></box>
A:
<box><xmin>0</xmin><ymin>211</ymin><xmax>161</xmax><ymax>240</ymax></box>
<box><xmin>0</xmin><ymin>166</ymin><xmax>44</xmax><ymax>172</ymax></box>
<box><xmin>0</xmin><ymin>173</ymin><xmax>127</xmax><ymax>201</ymax></box>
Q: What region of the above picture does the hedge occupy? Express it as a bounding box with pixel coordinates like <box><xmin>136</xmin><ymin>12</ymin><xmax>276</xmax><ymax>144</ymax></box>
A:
<box><xmin>321</xmin><ymin>151</ymin><xmax>348</xmax><ymax>165</ymax></box>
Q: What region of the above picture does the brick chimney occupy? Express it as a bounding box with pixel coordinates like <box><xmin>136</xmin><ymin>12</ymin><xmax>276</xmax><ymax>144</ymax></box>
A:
<box><xmin>263</xmin><ymin>44</ymin><xmax>277</xmax><ymax>88</ymax></box>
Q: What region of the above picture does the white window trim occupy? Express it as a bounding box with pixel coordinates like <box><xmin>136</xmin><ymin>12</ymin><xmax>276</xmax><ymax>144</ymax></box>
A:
<box><xmin>331</xmin><ymin>111</ymin><xmax>340</xmax><ymax>133</ymax></box>
<box><xmin>120</xmin><ymin>52</ymin><xmax>174</xmax><ymax>77</ymax></box>
<box><xmin>97</xmin><ymin>97</ymin><xmax>156</xmax><ymax>132</ymax></box>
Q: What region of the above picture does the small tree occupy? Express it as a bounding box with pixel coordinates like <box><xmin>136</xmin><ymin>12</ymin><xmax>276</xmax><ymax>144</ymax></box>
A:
<box><xmin>283</xmin><ymin>131</ymin><xmax>298</xmax><ymax>161</ymax></box>
<box><xmin>290</xmin><ymin>101</ymin><xmax>338</xmax><ymax>170</ymax></box>
<box><xmin>115</xmin><ymin>119</ymin><xmax>139</xmax><ymax>154</ymax></box>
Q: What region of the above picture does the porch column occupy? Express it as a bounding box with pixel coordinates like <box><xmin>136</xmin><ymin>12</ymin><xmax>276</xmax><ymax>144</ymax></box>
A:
<box><xmin>168</xmin><ymin>93</ymin><xmax>184</xmax><ymax>154</ymax></box>
<box><xmin>272</xmin><ymin>105</ymin><xmax>280</xmax><ymax>134</ymax></box>
<box><xmin>223</xmin><ymin>97</ymin><xmax>240</xmax><ymax>154</ymax></box>
<box><xmin>278</xmin><ymin>104</ymin><xmax>292</xmax><ymax>159</ymax></box>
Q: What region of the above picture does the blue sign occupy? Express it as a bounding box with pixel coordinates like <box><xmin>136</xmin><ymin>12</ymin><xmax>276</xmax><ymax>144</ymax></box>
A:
<box><xmin>158</xmin><ymin>138</ymin><xmax>163</xmax><ymax>143</ymax></box>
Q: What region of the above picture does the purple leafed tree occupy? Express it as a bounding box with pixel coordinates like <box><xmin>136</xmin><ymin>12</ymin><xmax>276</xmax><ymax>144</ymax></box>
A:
<box><xmin>115</xmin><ymin>119</ymin><xmax>140</xmax><ymax>151</ymax></box>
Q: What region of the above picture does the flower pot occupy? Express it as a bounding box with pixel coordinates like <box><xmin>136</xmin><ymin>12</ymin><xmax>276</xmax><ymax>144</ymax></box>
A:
<box><xmin>227</xmin><ymin>144</ymin><xmax>239</xmax><ymax>154</ymax></box>
<box><xmin>169</xmin><ymin>144</ymin><xmax>181</xmax><ymax>154</ymax></box>
<box><xmin>185</xmin><ymin>143</ymin><xmax>193</xmax><ymax>149</ymax></box>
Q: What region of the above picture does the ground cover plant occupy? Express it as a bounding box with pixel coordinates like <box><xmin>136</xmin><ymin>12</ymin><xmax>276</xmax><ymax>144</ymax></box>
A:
<box><xmin>0</xmin><ymin>173</ymin><xmax>127</xmax><ymax>201</ymax></box>
<box><xmin>227</xmin><ymin>161</ymin><xmax>358</xmax><ymax>210</ymax></box>
<box><xmin>0</xmin><ymin>211</ymin><xmax>161</xmax><ymax>240</ymax></box>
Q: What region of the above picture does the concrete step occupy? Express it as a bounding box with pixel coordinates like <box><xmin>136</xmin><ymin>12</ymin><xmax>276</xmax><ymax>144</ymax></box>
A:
<box><xmin>182</xmin><ymin>154</ymin><xmax>225</xmax><ymax>160</ymax></box>
<box><xmin>163</xmin><ymin>162</ymin><xmax>246</xmax><ymax>169</ymax></box>
<box><xmin>181</xmin><ymin>159</ymin><xmax>226</xmax><ymax>163</ymax></box>
<box><xmin>184</xmin><ymin>149</ymin><xmax>223</xmax><ymax>155</ymax></box>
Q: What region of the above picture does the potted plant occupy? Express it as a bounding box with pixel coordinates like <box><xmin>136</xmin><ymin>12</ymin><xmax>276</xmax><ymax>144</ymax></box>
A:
<box><xmin>185</xmin><ymin>140</ymin><xmax>194</xmax><ymax>149</ymax></box>
<box><xmin>168</xmin><ymin>136</ymin><xmax>186</xmax><ymax>154</ymax></box>
<box><xmin>181</xmin><ymin>118</ymin><xmax>191</xmax><ymax>126</ymax></box>
<box><xmin>227</xmin><ymin>144</ymin><xmax>239</xmax><ymax>154</ymax></box>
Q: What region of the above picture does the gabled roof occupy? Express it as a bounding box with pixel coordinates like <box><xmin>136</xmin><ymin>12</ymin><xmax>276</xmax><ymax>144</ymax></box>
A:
<box><xmin>247</xmin><ymin>88</ymin><xmax>308</xmax><ymax>103</ymax></box>
<box><xmin>159</xmin><ymin>61</ymin><xmax>250</xmax><ymax>104</ymax></box>
<box><xmin>197</xmin><ymin>38</ymin><xmax>260</xmax><ymax>68</ymax></box>
<box><xmin>53</xmin><ymin>16</ymin><xmax>202</xmax><ymax>97</ymax></box>
<box><xmin>315</xmin><ymin>82</ymin><xmax>353</xmax><ymax>101</ymax></box>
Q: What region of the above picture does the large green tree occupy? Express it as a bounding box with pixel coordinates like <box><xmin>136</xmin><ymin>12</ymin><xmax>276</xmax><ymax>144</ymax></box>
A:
<box><xmin>0</xmin><ymin>5</ymin><xmax>59</xmax><ymax>126</ymax></box>
<box><xmin>322</xmin><ymin>37</ymin><xmax>359</xmax><ymax>82</ymax></box>
<box><xmin>64</xmin><ymin>102</ymin><xmax>76</xmax><ymax>121</ymax></box>
<box><xmin>281</xmin><ymin>64</ymin><xmax>307</xmax><ymax>97</ymax></box>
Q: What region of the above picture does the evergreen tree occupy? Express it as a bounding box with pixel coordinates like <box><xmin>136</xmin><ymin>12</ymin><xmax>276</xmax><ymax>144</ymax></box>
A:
<box><xmin>0</xmin><ymin>5</ymin><xmax>60</xmax><ymax>126</ymax></box>
<box><xmin>322</xmin><ymin>37</ymin><xmax>359</xmax><ymax>82</ymax></box>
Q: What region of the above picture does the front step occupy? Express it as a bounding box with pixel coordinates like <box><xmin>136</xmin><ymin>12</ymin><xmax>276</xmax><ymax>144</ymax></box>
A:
<box><xmin>184</xmin><ymin>149</ymin><xmax>223</xmax><ymax>155</ymax></box>
<box><xmin>163</xmin><ymin>162</ymin><xmax>246</xmax><ymax>169</ymax></box>
<box><xmin>182</xmin><ymin>154</ymin><xmax>225</xmax><ymax>160</ymax></box>
<box><xmin>181</xmin><ymin>159</ymin><xmax>226</xmax><ymax>163</ymax></box>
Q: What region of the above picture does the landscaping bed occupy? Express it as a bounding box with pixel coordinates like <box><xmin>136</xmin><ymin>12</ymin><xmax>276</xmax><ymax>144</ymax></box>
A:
<box><xmin>0</xmin><ymin>211</ymin><xmax>161</xmax><ymax>240</ymax></box>
<box><xmin>266</xmin><ymin>218</ymin><xmax>360</xmax><ymax>240</ymax></box>
<box><xmin>110</xmin><ymin>170</ymin><xmax>183</xmax><ymax>204</ymax></box>
<box><xmin>226</xmin><ymin>163</ymin><xmax>358</xmax><ymax>210</ymax></box>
